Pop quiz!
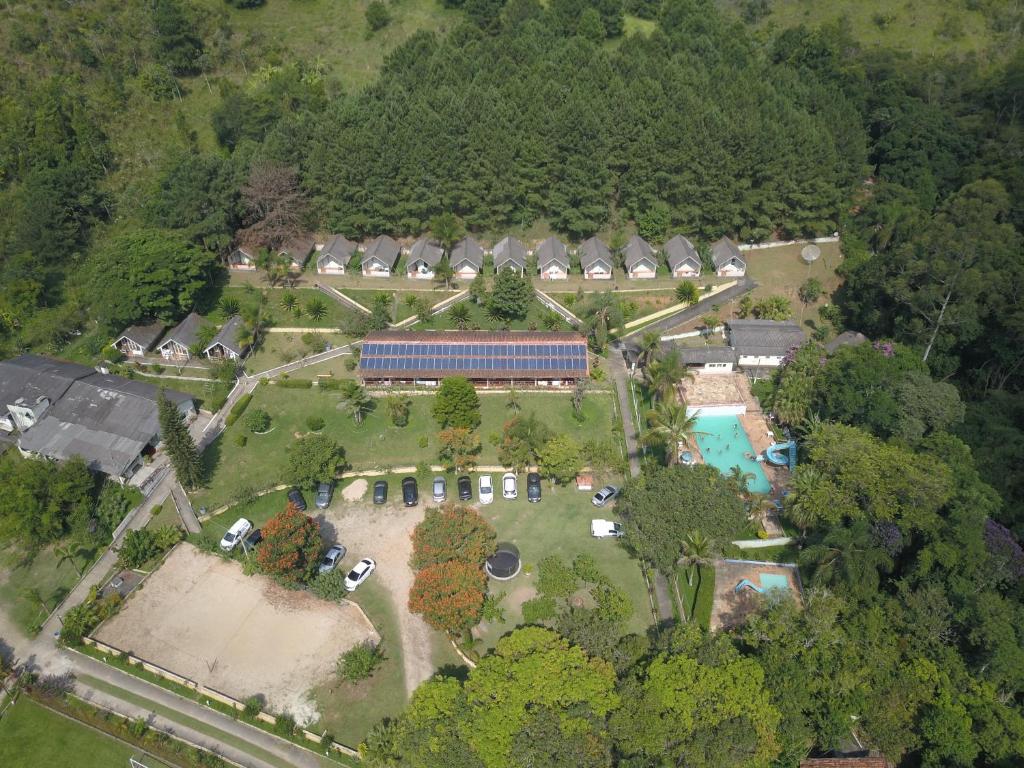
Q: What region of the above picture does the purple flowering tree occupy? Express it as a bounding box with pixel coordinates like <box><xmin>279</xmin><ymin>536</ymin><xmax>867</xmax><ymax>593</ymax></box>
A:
<box><xmin>983</xmin><ymin>519</ymin><xmax>1024</xmax><ymax>585</ymax></box>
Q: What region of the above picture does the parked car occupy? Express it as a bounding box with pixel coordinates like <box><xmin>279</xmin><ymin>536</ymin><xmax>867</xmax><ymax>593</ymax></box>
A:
<box><xmin>244</xmin><ymin>528</ymin><xmax>263</xmax><ymax>548</ymax></box>
<box><xmin>220</xmin><ymin>518</ymin><xmax>252</xmax><ymax>551</ymax></box>
<box><xmin>591</xmin><ymin>519</ymin><xmax>624</xmax><ymax>538</ymax></box>
<box><xmin>591</xmin><ymin>485</ymin><xmax>619</xmax><ymax>507</ymax></box>
<box><xmin>319</xmin><ymin>544</ymin><xmax>348</xmax><ymax>574</ymax></box>
<box><xmin>344</xmin><ymin>558</ymin><xmax>376</xmax><ymax>591</ymax></box>
<box><xmin>402</xmin><ymin>476</ymin><xmax>418</xmax><ymax>507</ymax></box>
<box><xmin>432</xmin><ymin>476</ymin><xmax>447</xmax><ymax>503</ymax></box>
<box><xmin>457</xmin><ymin>475</ymin><xmax>472</xmax><ymax>501</ymax></box>
<box><xmin>478</xmin><ymin>475</ymin><xmax>494</xmax><ymax>505</ymax></box>
<box><xmin>287</xmin><ymin>487</ymin><xmax>307</xmax><ymax>511</ymax></box>
<box><xmin>315</xmin><ymin>481</ymin><xmax>334</xmax><ymax>509</ymax></box>
<box><xmin>526</xmin><ymin>472</ymin><xmax>542</xmax><ymax>503</ymax></box>
<box><xmin>373</xmin><ymin>480</ymin><xmax>388</xmax><ymax>505</ymax></box>
<box><xmin>502</xmin><ymin>472</ymin><xmax>517</xmax><ymax>499</ymax></box>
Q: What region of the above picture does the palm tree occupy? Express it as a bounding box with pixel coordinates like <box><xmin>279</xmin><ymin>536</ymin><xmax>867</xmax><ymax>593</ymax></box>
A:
<box><xmin>220</xmin><ymin>296</ymin><xmax>241</xmax><ymax>316</ymax></box>
<box><xmin>644</xmin><ymin>349</ymin><xmax>692</xmax><ymax>403</ymax></box>
<box><xmin>786</xmin><ymin>467</ymin><xmax>824</xmax><ymax>540</ymax></box>
<box><xmin>338</xmin><ymin>382</ymin><xmax>373</xmax><ymax>425</ymax></box>
<box><xmin>306</xmin><ymin>298</ymin><xmax>328</xmax><ymax>322</ymax></box>
<box><xmin>54</xmin><ymin>544</ymin><xmax>84</xmax><ymax>577</ymax></box>
<box><xmin>680</xmin><ymin>531</ymin><xmax>713</xmax><ymax>618</ymax></box>
<box><xmin>429</xmin><ymin>212</ymin><xmax>465</xmax><ymax>256</ymax></box>
<box><xmin>449</xmin><ymin>302</ymin><xmax>471</xmax><ymax>330</ymax></box>
<box><xmin>642</xmin><ymin>401</ymin><xmax>705</xmax><ymax>465</ymax></box>
<box><xmin>727</xmin><ymin>465</ymin><xmax>756</xmax><ymax>498</ymax></box>
<box><xmin>506</xmin><ymin>384</ymin><xmax>521</xmax><ymax>412</ymax></box>
<box><xmin>746</xmin><ymin>494</ymin><xmax>777</xmax><ymax>534</ymax></box>
<box><xmin>799</xmin><ymin>522</ymin><xmax>893</xmax><ymax>601</ymax></box>
<box><xmin>22</xmin><ymin>587</ymin><xmax>49</xmax><ymax>615</ymax></box>
<box><xmin>280</xmin><ymin>292</ymin><xmax>298</xmax><ymax>313</ymax></box>
<box><xmin>636</xmin><ymin>331</ymin><xmax>661</xmax><ymax>370</ymax></box>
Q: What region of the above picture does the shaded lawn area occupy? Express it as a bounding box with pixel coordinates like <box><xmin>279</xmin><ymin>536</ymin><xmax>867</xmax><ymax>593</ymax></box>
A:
<box><xmin>0</xmin><ymin>541</ymin><xmax>100</xmax><ymax>635</ymax></box>
<box><xmin>473</xmin><ymin>483</ymin><xmax>653</xmax><ymax>651</ymax></box>
<box><xmin>676</xmin><ymin>564</ymin><xmax>715</xmax><ymax>629</ymax></box>
<box><xmin>193</xmin><ymin>388</ymin><xmax>617</xmax><ymax>510</ymax></box>
<box><xmin>428</xmin><ymin>297</ymin><xmax>570</xmax><ymax>331</ymax></box>
<box><xmin>0</xmin><ymin>696</ymin><xmax>173</xmax><ymax>768</ymax></box>
<box><xmin>209</xmin><ymin>286</ymin><xmax>356</xmax><ymax>329</ymax></box>
<box><xmin>312</xmin><ymin>579</ymin><xmax>407</xmax><ymax>747</ymax></box>
<box><xmin>133</xmin><ymin>374</ymin><xmax>231</xmax><ymax>412</ymax></box>
<box><xmin>243</xmin><ymin>332</ymin><xmax>352</xmax><ymax>375</ymax></box>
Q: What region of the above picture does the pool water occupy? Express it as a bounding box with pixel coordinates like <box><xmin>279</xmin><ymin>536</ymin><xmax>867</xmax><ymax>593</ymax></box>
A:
<box><xmin>692</xmin><ymin>414</ymin><xmax>771</xmax><ymax>494</ymax></box>
<box><xmin>759</xmin><ymin>573</ymin><xmax>790</xmax><ymax>592</ymax></box>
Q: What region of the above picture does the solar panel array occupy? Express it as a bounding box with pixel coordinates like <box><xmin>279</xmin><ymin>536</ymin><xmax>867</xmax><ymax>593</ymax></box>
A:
<box><xmin>360</xmin><ymin>340</ymin><xmax>588</xmax><ymax>375</ymax></box>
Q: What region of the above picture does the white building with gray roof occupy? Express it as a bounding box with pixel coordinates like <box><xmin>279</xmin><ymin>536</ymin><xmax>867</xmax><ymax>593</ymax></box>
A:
<box><xmin>711</xmin><ymin>236</ymin><xmax>746</xmax><ymax>276</ymax></box>
<box><xmin>535</xmin><ymin>236</ymin><xmax>569</xmax><ymax>280</ymax></box>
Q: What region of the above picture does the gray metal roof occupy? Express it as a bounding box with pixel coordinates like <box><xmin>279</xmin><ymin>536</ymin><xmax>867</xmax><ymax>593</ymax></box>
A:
<box><xmin>534</xmin><ymin>236</ymin><xmax>568</xmax><ymax>269</ymax></box>
<box><xmin>0</xmin><ymin>355</ymin><xmax>93</xmax><ymax>410</ymax></box>
<box><xmin>281</xmin><ymin>237</ymin><xmax>315</xmax><ymax>267</ymax></box>
<box><xmin>578</xmin><ymin>237</ymin><xmax>613</xmax><ymax>271</ymax></box>
<box><xmin>115</xmin><ymin>321</ymin><xmax>165</xmax><ymax>351</ymax></box>
<box><xmin>160</xmin><ymin>312</ymin><xmax>204</xmax><ymax>350</ymax></box>
<box><xmin>677</xmin><ymin>346</ymin><xmax>738</xmax><ymax>365</ymax></box>
<box><xmin>711</xmin><ymin>237</ymin><xmax>745</xmax><ymax>269</ymax></box>
<box><xmin>205</xmin><ymin>315</ymin><xmax>247</xmax><ymax>356</ymax></box>
<box><xmin>361</xmin><ymin>235</ymin><xmax>400</xmax><ymax>268</ymax></box>
<box><xmin>621</xmin><ymin>235</ymin><xmax>656</xmax><ymax>270</ymax></box>
<box><xmin>492</xmin><ymin>236</ymin><xmax>527</xmax><ymax>270</ymax></box>
<box><xmin>451</xmin><ymin>237</ymin><xmax>484</xmax><ymax>269</ymax></box>
<box><xmin>318</xmin><ymin>235</ymin><xmax>357</xmax><ymax>268</ymax></box>
<box><xmin>727</xmin><ymin>319</ymin><xmax>805</xmax><ymax>358</ymax></box>
<box><xmin>408</xmin><ymin>238</ymin><xmax>444</xmax><ymax>268</ymax></box>
<box><xmin>664</xmin><ymin>235</ymin><xmax>701</xmax><ymax>272</ymax></box>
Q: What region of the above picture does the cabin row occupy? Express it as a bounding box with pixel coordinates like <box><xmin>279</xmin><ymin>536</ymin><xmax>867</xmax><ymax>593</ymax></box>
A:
<box><xmin>227</xmin><ymin>234</ymin><xmax>747</xmax><ymax>281</ymax></box>
<box><xmin>112</xmin><ymin>313</ymin><xmax>249</xmax><ymax>363</ymax></box>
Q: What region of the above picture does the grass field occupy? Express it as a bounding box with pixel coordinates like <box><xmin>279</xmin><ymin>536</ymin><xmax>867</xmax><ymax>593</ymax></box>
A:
<box><xmin>339</xmin><ymin>288</ymin><xmax>430</xmax><ymax>322</ymax></box>
<box><xmin>0</xmin><ymin>541</ymin><xmax>99</xmax><ymax>635</ymax></box>
<box><xmin>676</xmin><ymin>564</ymin><xmax>715</xmax><ymax>629</ymax></box>
<box><xmin>474</xmin><ymin>484</ymin><xmax>653</xmax><ymax>651</ymax></box>
<box><xmin>0</xmin><ymin>696</ymin><xmax>172</xmax><ymax>768</ymax></box>
<box><xmin>192</xmin><ymin>388</ymin><xmax>618</xmax><ymax>511</ymax></box>
<box><xmin>132</xmin><ymin>373</ymin><xmax>232</xmax><ymax>412</ymax></box>
<box><xmin>210</xmin><ymin>287</ymin><xmax>357</xmax><ymax>329</ymax></box>
<box><xmin>430</xmin><ymin>297</ymin><xmax>571</xmax><ymax>331</ymax></box>
<box><xmin>244</xmin><ymin>332</ymin><xmax>352</xmax><ymax>375</ymax></box>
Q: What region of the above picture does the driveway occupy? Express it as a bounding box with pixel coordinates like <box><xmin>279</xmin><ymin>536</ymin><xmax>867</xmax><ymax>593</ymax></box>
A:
<box><xmin>319</xmin><ymin>494</ymin><xmax>438</xmax><ymax>697</ymax></box>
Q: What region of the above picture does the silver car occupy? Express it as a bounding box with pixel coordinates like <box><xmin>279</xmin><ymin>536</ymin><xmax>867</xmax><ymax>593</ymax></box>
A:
<box><xmin>432</xmin><ymin>476</ymin><xmax>447</xmax><ymax>503</ymax></box>
<box><xmin>319</xmin><ymin>544</ymin><xmax>347</xmax><ymax>575</ymax></box>
<box><xmin>591</xmin><ymin>485</ymin><xmax>619</xmax><ymax>507</ymax></box>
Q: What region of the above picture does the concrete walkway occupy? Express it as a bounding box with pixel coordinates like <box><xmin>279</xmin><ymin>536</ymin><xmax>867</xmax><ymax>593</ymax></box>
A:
<box><xmin>618</xmin><ymin>276</ymin><xmax>757</xmax><ymax>340</ymax></box>
<box><xmin>170</xmin><ymin>482</ymin><xmax>202</xmax><ymax>534</ymax></box>
<box><xmin>608</xmin><ymin>342</ymin><xmax>643</xmax><ymax>478</ymax></box>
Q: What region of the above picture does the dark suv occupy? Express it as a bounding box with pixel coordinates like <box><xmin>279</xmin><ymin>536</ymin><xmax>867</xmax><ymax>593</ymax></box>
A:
<box><xmin>526</xmin><ymin>472</ymin><xmax>542</xmax><ymax>503</ymax></box>
<box><xmin>373</xmin><ymin>480</ymin><xmax>388</xmax><ymax>504</ymax></box>
<box><xmin>287</xmin><ymin>487</ymin><xmax>307</xmax><ymax>511</ymax></box>
<box><xmin>402</xmin><ymin>476</ymin><xmax>418</xmax><ymax>507</ymax></box>
<box><xmin>457</xmin><ymin>475</ymin><xmax>472</xmax><ymax>501</ymax></box>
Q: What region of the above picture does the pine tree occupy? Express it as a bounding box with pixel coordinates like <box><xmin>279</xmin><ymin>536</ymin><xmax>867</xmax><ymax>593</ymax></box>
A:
<box><xmin>158</xmin><ymin>391</ymin><xmax>203</xmax><ymax>489</ymax></box>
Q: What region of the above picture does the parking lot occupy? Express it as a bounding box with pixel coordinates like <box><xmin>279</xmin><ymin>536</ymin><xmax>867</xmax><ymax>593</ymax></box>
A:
<box><xmin>94</xmin><ymin>544</ymin><xmax>378</xmax><ymax>724</ymax></box>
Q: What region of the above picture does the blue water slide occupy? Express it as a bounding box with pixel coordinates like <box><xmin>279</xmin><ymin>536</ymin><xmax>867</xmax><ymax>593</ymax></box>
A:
<box><xmin>734</xmin><ymin>579</ymin><xmax>765</xmax><ymax>594</ymax></box>
<box><xmin>764</xmin><ymin>441</ymin><xmax>797</xmax><ymax>471</ymax></box>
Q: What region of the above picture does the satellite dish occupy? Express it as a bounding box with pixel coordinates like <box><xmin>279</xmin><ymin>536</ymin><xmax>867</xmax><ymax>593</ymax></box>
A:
<box><xmin>801</xmin><ymin>244</ymin><xmax>821</xmax><ymax>264</ymax></box>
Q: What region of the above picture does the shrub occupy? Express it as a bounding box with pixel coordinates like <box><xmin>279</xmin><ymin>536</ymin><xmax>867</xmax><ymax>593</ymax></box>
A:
<box><xmin>344</xmin><ymin>358</ymin><xmax>358</xmax><ymax>371</ymax></box>
<box><xmin>537</xmin><ymin>556</ymin><xmax>577</xmax><ymax>598</ymax></box>
<box><xmin>572</xmin><ymin>553</ymin><xmax>603</xmax><ymax>584</ymax></box>
<box><xmin>411</xmin><ymin>504</ymin><xmax>497</xmax><ymax>570</ymax></box>
<box><xmin>306</xmin><ymin>415</ymin><xmax>325</xmax><ymax>432</ymax></box>
<box><xmin>365</xmin><ymin>0</ymin><xmax>391</xmax><ymax>32</ymax></box>
<box><xmin>246</xmin><ymin>408</ymin><xmax>271</xmax><ymax>433</ymax></box>
<box><xmin>118</xmin><ymin>526</ymin><xmax>183</xmax><ymax>568</ymax></box>
<box><xmin>273</xmin><ymin>712</ymin><xmax>296</xmax><ymax>736</ymax></box>
<box><xmin>418</xmin><ymin>435</ymin><xmax>429</xmax><ymax>449</ymax></box>
<box><xmin>593</xmin><ymin>584</ymin><xmax>632</xmax><ymax>623</ymax></box>
<box><xmin>318</xmin><ymin>378</ymin><xmax>342</xmax><ymax>391</ymax></box>
<box><xmin>311</xmin><ymin>570</ymin><xmax>347</xmax><ymax>601</ymax></box>
<box><xmin>244</xmin><ymin>695</ymin><xmax>264</xmax><ymax>718</ymax></box>
<box><xmin>301</xmin><ymin>332</ymin><xmax>327</xmax><ymax>354</ymax></box>
<box><xmin>521</xmin><ymin>596</ymin><xmax>557</xmax><ymax>623</ymax></box>
<box><xmin>60</xmin><ymin>592</ymin><xmax>122</xmax><ymax>645</ymax></box>
<box><xmin>338</xmin><ymin>640</ymin><xmax>384</xmax><ymax>681</ymax></box>
<box><xmin>408</xmin><ymin>560</ymin><xmax>487</xmax><ymax>634</ymax></box>
<box><xmin>255</xmin><ymin>503</ymin><xmax>322</xmax><ymax>583</ymax></box>
<box><xmin>482</xmin><ymin>591</ymin><xmax>506</xmax><ymax>622</ymax></box>
<box><xmin>225</xmin><ymin>393</ymin><xmax>253</xmax><ymax>426</ymax></box>
<box><xmin>234</xmin><ymin>434</ymin><xmax>247</xmax><ymax>447</ymax></box>
<box><xmin>277</xmin><ymin>378</ymin><xmax>313</xmax><ymax>389</ymax></box>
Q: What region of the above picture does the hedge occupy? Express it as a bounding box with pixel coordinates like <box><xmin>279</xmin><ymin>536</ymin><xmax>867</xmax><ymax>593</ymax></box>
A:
<box><xmin>276</xmin><ymin>378</ymin><xmax>313</xmax><ymax>389</ymax></box>
<box><xmin>318</xmin><ymin>379</ymin><xmax>342</xmax><ymax>391</ymax></box>
<box><xmin>225</xmin><ymin>392</ymin><xmax>253</xmax><ymax>426</ymax></box>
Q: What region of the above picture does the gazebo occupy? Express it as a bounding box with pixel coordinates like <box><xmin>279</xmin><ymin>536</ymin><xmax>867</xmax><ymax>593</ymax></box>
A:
<box><xmin>485</xmin><ymin>543</ymin><xmax>521</xmax><ymax>580</ymax></box>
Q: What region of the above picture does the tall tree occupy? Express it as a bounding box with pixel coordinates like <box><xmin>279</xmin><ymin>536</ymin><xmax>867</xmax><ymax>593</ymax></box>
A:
<box><xmin>157</xmin><ymin>391</ymin><xmax>203</xmax><ymax>490</ymax></box>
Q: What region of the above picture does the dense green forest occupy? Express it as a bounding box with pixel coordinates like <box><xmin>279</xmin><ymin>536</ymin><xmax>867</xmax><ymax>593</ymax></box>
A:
<box><xmin>2</xmin><ymin>0</ymin><xmax>1024</xmax><ymax>765</ymax></box>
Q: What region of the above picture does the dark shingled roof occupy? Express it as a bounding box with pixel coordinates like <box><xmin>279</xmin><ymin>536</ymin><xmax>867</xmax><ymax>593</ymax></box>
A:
<box><xmin>0</xmin><ymin>355</ymin><xmax>94</xmax><ymax>410</ymax></box>
<box><xmin>664</xmin><ymin>234</ymin><xmax>701</xmax><ymax>272</ymax></box>
<box><xmin>534</xmin><ymin>236</ymin><xmax>568</xmax><ymax>269</ymax></box>
<box><xmin>711</xmin><ymin>236</ymin><xmax>745</xmax><ymax>269</ymax></box>
<box><xmin>160</xmin><ymin>312</ymin><xmax>204</xmax><ymax>350</ymax></box>
<box><xmin>578</xmin><ymin>237</ymin><xmax>613</xmax><ymax>271</ymax></box>
<box><xmin>362</xmin><ymin>235</ymin><xmax>401</xmax><ymax>268</ymax></box>
<box><xmin>408</xmin><ymin>238</ymin><xmax>444</xmax><ymax>268</ymax></box>
<box><xmin>727</xmin><ymin>319</ymin><xmax>805</xmax><ymax>358</ymax></box>
<box><xmin>493</xmin><ymin>236</ymin><xmax>528</xmax><ymax>270</ymax></box>
<box><xmin>281</xmin><ymin>237</ymin><xmax>315</xmax><ymax>267</ymax></box>
<box><xmin>677</xmin><ymin>346</ymin><xmax>738</xmax><ymax>365</ymax></box>
<box><xmin>621</xmin><ymin>235</ymin><xmax>656</xmax><ymax>270</ymax></box>
<box><xmin>204</xmin><ymin>315</ymin><xmax>247</xmax><ymax>356</ymax></box>
<box><xmin>115</xmin><ymin>321</ymin><xmax>165</xmax><ymax>351</ymax></box>
<box><xmin>451</xmin><ymin>237</ymin><xmax>484</xmax><ymax>269</ymax></box>
<box><xmin>318</xmin><ymin>234</ymin><xmax>358</xmax><ymax>268</ymax></box>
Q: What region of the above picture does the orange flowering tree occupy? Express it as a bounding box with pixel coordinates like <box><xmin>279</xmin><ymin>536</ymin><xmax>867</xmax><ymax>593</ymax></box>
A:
<box><xmin>408</xmin><ymin>560</ymin><xmax>487</xmax><ymax>634</ymax></box>
<box><xmin>411</xmin><ymin>503</ymin><xmax>496</xmax><ymax>571</ymax></box>
<box><xmin>255</xmin><ymin>502</ymin><xmax>322</xmax><ymax>584</ymax></box>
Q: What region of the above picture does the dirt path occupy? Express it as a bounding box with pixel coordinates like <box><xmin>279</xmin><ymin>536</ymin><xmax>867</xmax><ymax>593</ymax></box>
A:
<box><xmin>321</xmin><ymin>498</ymin><xmax>437</xmax><ymax>697</ymax></box>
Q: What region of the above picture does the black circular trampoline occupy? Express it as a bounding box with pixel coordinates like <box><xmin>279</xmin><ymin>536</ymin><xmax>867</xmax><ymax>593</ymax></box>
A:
<box><xmin>485</xmin><ymin>543</ymin><xmax>521</xmax><ymax>580</ymax></box>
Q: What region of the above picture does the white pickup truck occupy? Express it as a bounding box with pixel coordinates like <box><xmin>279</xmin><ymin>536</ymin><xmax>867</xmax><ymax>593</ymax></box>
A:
<box><xmin>591</xmin><ymin>519</ymin><xmax>624</xmax><ymax>538</ymax></box>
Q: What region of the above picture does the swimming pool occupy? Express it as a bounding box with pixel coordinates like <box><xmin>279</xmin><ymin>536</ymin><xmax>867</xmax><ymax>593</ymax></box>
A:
<box><xmin>692</xmin><ymin>414</ymin><xmax>771</xmax><ymax>494</ymax></box>
<box><xmin>758</xmin><ymin>573</ymin><xmax>790</xmax><ymax>592</ymax></box>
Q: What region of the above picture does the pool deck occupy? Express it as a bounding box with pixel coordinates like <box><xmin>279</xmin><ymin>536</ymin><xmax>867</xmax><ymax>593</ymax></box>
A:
<box><xmin>710</xmin><ymin>559</ymin><xmax>802</xmax><ymax>631</ymax></box>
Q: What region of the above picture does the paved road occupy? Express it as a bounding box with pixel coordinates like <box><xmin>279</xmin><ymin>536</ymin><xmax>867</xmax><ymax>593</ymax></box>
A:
<box><xmin>618</xmin><ymin>276</ymin><xmax>757</xmax><ymax>341</ymax></box>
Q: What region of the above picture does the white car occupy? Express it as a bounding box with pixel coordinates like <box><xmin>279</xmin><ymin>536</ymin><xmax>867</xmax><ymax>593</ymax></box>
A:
<box><xmin>478</xmin><ymin>475</ymin><xmax>494</xmax><ymax>505</ymax></box>
<box><xmin>220</xmin><ymin>518</ymin><xmax>252</xmax><ymax>551</ymax></box>
<box><xmin>591</xmin><ymin>519</ymin><xmax>624</xmax><ymax>538</ymax></box>
<box><xmin>344</xmin><ymin>557</ymin><xmax>376</xmax><ymax>591</ymax></box>
<box><xmin>502</xmin><ymin>472</ymin><xmax>517</xmax><ymax>499</ymax></box>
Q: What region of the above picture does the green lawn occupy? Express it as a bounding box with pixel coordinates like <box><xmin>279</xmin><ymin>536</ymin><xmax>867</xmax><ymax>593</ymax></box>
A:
<box><xmin>473</xmin><ymin>482</ymin><xmax>654</xmax><ymax>651</ymax></box>
<box><xmin>676</xmin><ymin>564</ymin><xmax>715</xmax><ymax>629</ymax></box>
<box><xmin>133</xmin><ymin>374</ymin><xmax>232</xmax><ymax>412</ymax></box>
<box><xmin>146</xmin><ymin>500</ymin><xmax>183</xmax><ymax>531</ymax></box>
<box><xmin>192</xmin><ymin>388</ymin><xmax>618</xmax><ymax>511</ymax></box>
<box><xmin>210</xmin><ymin>287</ymin><xmax>357</xmax><ymax>329</ymax></box>
<box><xmin>244</xmin><ymin>332</ymin><xmax>352</xmax><ymax>375</ymax></box>
<box><xmin>0</xmin><ymin>541</ymin><xmax>99</xmax><ymax>635</ymax></box>
<box><xmin>429</xmin><ymin>298</ymin><xmax>571</xmax><ymax>332</ymax></box>
<box><xmin>0</xmin><ymin>696</ymin><xmax>172</xmax><ymax>768</ymax></box>
<box><xmin>339</xmin><ymin>289</ymin><xmax>446</xmax><ymax>322</ymax></box>
<box><xmin>312</xmin><ymin>579</ymin><xmax>407</xmax><ymax>747</ymax></box>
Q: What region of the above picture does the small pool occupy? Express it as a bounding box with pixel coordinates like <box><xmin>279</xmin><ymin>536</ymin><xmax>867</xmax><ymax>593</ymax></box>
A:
<box><xmin>692</xmin><ymin>414</ymin><xmax>771</xmax><ymax>494</ymax></box>
<box><xmin>759</xmin><ymin>573</ymin><xmax>790</xmax><ymax>592</ymax></box>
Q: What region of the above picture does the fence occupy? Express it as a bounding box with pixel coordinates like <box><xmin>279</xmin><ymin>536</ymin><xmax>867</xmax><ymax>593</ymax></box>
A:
<box><xmin>315</xmin><ymin>282</ymin><xmax>371</xmax><ymax>315</ymax></box>
<box><xmin>533</xmin><ymin>288</ymin><xmax>581</xmax><ymax>327</ymax></box>
<box><xmin>80</xmin><ymin>638</ymin><xmax>360</xmax><ymax>758</ymax></box>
